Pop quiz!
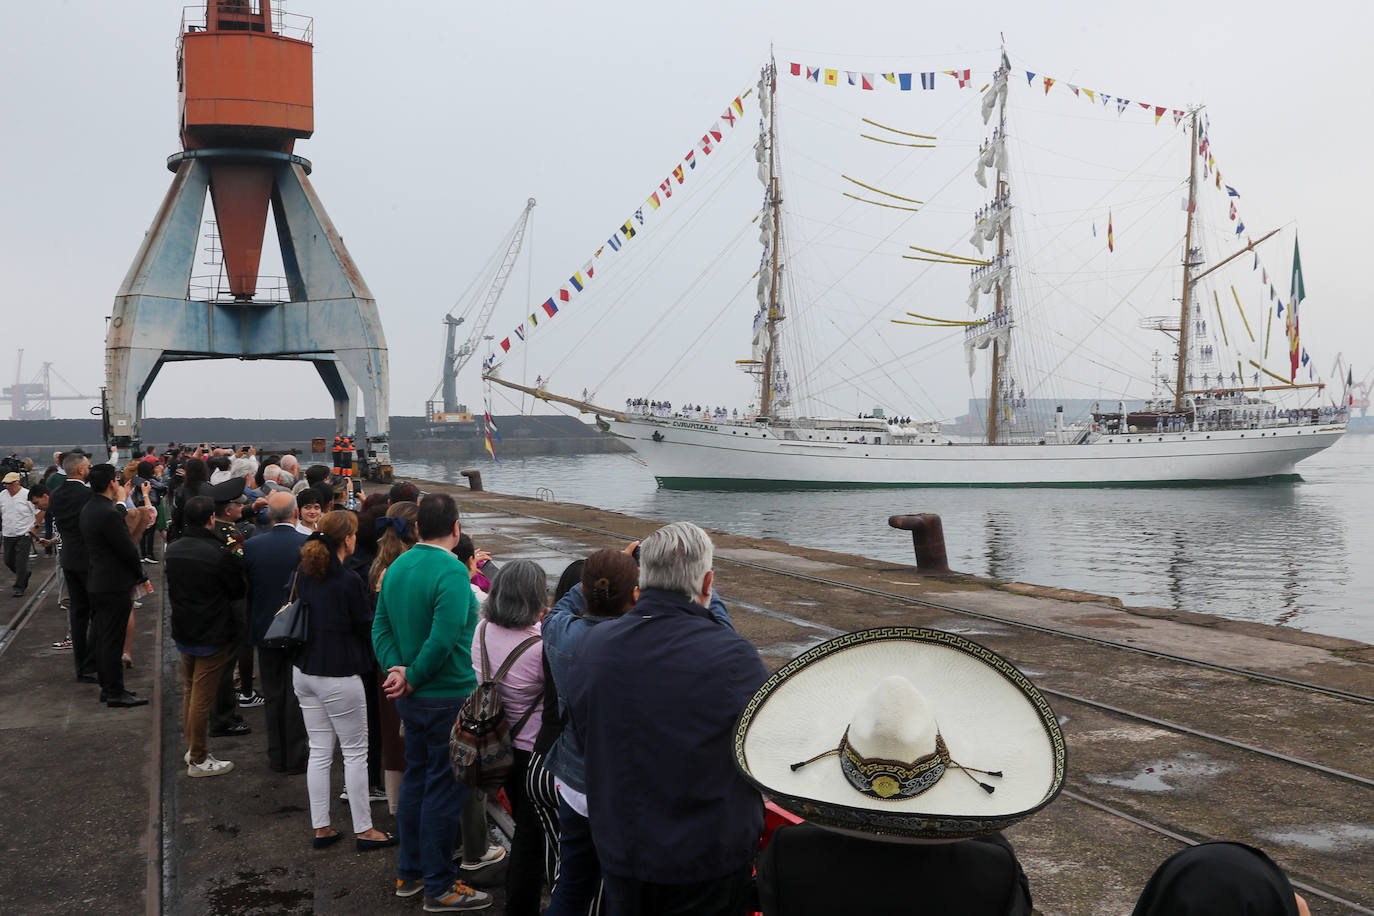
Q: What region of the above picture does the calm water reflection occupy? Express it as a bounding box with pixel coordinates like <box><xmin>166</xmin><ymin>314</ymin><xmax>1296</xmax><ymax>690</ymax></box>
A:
<box><xmin>394</xmin><ymin>433</ymin><xmax>1372</xmax><ymax>642</ymax></box>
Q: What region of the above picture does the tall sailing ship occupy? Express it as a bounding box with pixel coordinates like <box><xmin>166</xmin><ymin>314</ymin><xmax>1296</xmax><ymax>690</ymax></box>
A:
<box><xmin>489</xmin><ymin>52</ymin><xmax>1345</xmax><ymax>488</ymax></box>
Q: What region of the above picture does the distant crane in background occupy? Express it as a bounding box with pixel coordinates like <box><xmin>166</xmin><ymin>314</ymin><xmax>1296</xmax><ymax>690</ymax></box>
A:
<box><xmin>1330</xmin><ymin>353</ymin><xmax>1372</xmax><ymax>417</ymax></box>
<box><xmin>4</xmin><ymin>350</ymin><xmax>98</xmax><ymax>420</ymax></box>
<box><xmin>424</xmin><ymin>197</ymin><xmax>536</xmax><ymax>435</ymax></box>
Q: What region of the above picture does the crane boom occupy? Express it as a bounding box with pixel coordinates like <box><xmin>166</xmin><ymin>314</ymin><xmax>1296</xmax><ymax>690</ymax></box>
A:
<box><xmin>439</xmin><ymin>197</ymin><xmax>537</xmax><ymax>414</ymax></box>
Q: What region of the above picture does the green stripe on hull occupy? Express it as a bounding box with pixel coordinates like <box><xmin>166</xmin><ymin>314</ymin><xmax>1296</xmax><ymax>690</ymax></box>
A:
<box><xmin>654</xmin><ymin>474</ymin><xmax>1304</xmax><ymax>491</ymax></box>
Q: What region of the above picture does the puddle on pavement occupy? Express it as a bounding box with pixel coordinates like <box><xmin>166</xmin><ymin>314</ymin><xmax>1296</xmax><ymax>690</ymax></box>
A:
<box><xmin>1263</xmin><ymin>824</ymin><xmax>1374</xmax><ymax>851</ymax></box>
<box><xmin>925</xmin><ymin>618</ymin><xmax>1015</xmax><ymax>637</ymax></box>
<box><xmin>1088</xmin><ymin>753</ymin><xmax>1230</xmax><ymax>792</ymax></box>
<box><xmin>760</xmin><ymin>635</ymin><xmax>831</xmax><ymax>657</ymax></box>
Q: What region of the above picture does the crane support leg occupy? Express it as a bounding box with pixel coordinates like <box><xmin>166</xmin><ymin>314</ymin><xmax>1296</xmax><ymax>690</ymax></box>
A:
<box><xmin>106</xmin><ymin>150</ymin><xmax>391</xmax><ymax>478</ymax></box>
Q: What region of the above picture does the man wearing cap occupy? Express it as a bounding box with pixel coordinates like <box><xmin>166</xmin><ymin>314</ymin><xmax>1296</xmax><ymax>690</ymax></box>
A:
<box><xmin>566</xmin><ymin>521</ymin><xmax>768</xmax><ymax>916</ymax></box>
<box><xmin>1</xmin><ymin>471</ymin><xmax>41</xmax><ymax>596</ymax></box>
<box><xmin>80</xmin><ymin>463</ymin><xmax>150</xmax><ymax>707</ymax></box>
<box><xmin>205</xmin><ymin>478</ymin><xmax>253</xmax><ymax>736</ymax></box>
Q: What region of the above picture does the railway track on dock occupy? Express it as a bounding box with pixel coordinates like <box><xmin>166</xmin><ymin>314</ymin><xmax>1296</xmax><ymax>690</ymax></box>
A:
<box><xmin>0</xmin><ymin>570</ymin><xmax>56</xmax><ymax>659</ymax></box>
<box><xmin>466</xmin><ymin>500</ymin><xmax>1374</xmax><ymax>912</ymax></box>
<box><xmin>475</xmin><ymin>503</ymin><xmax>1374</xmax><ymax>706</ymax></box>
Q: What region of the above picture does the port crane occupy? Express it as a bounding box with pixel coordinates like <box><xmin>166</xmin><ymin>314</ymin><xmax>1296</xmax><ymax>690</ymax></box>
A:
<box><xmin>5</xmin><ymin>350</ymin><xmax>98</xmax><ymax>420</ymax></box>
<box><xmin>425</xmin><ymin>198</ymin><xmax>536</xmax><ymax>432</ymax></box>
<box><xmin>1331</xmin><ymin>353</ymin><xmax>1372</xmax><ymax>417</ymax></box>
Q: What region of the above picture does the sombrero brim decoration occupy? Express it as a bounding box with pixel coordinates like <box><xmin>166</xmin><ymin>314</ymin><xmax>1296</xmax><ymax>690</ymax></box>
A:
<box><xmin>733</xmin><ymin>626</ymin><xmax>1066</xmax><ymax>842</ymax></box>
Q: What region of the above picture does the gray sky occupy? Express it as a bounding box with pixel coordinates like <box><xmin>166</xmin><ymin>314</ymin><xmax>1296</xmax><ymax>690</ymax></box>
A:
<box><xmin>3</xmin><ymin>0</ymin><xmax>1370</xmax><ymax>424</ymax></box>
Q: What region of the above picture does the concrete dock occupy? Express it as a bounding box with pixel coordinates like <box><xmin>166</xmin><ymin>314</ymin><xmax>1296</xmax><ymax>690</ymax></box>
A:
<box><xmin>3</xmin><ymin>481</ymin><xmax>1371</xmax><ymax>914</ymax></box>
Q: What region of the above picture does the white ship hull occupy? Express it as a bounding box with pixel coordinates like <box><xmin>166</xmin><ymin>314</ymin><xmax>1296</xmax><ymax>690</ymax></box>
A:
<box><xmin>607</xmin><ymin>417</ymin><xmax>1346</xmax><ymax>488</ymax></box>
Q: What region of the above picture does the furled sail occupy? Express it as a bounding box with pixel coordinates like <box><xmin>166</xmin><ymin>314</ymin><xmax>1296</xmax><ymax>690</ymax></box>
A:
<box><xmin>963</xmin><ymin>324</ymin><xmax>1012</xmax><ymax>377</ymax></box>
<box><xmin>968</xmin><ymin>252</ymin><xmax>1012</xmax><ymax>308</ymax></box>
<box><xmin>981</xmin><ymin>57</ymin><xmax>1009</xmax><ymax>125</ymax></box>
<box><xmin>974</xmin><ymin>131</ymin><xmax>1008</xmax><ymax>188</ymax></box>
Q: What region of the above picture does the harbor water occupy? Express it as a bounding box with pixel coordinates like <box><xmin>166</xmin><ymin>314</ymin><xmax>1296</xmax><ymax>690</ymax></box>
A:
<box><xmin>395</xmin><ymin>432</ymin><xmax>1374</xmax><ymax>643</ymax></box>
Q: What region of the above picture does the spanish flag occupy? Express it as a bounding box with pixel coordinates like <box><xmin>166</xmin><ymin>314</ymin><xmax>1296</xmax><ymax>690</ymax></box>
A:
<box><xmin>824</xmin><ymin>69</ymin><xmax>838</xmax><ymax>86</ymax></box>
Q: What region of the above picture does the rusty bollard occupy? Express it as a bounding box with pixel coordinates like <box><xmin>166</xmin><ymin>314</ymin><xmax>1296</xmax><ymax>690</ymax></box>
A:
<box><xmin>460</xmin><ymin>469</ymin><xmax>484</xmax><ymax>491</ymax></box>
<box><xmin>888</xmin><ymin>513</ymin><xmax>951</xmax><ymax>576</ymax></box>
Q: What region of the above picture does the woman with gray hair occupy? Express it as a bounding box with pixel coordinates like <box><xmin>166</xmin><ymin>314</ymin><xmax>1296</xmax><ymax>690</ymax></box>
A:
<box><xmin>474</xmin><ymin>559</ymin><xmax>548</xmax><ymax>916</ymax></box>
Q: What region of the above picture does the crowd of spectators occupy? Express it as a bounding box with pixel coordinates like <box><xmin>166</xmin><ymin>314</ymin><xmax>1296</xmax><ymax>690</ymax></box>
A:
<box><xmin>9</xmin><ymin>440</ymin><xmax>1315</xmax><ymax>915</ymax></box>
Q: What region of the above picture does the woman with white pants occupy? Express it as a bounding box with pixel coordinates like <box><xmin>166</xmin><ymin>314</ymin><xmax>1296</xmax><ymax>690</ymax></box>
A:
<box><xmin>291</xmin><ymin>510</ymin><xmax>396</xmax><ymax>852</ymax></box>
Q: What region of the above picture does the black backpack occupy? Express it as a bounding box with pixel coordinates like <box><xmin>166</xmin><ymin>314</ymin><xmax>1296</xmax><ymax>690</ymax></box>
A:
<box><xmin>449</xmin><ymin>620</ymin><xmax>540</xmax><ymax>790</ymax></box>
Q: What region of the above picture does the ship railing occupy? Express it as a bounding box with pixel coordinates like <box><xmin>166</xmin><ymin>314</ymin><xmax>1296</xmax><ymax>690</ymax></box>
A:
<box><xmin>180</xmin><ymin>4</ymin><xmax>314</xmax><ymax>45</ymax></box>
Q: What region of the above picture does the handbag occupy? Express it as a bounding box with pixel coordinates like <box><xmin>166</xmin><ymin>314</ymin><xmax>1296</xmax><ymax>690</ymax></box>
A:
<box><xmin>261</xmin><ymin>572</ymin><xmax>309</xmax><ymax>649</ymax></box>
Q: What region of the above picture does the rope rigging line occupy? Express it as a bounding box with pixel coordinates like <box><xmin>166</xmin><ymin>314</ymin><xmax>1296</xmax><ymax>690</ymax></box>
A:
<box><xmin>789</xmin><ymin>88</ymin><xmax>982</xmax><ymax>395</ymax></box>
<box><xmin>532</xmin><ymin>140</ymin><xmax>753</xmax><ymax>387</ymax></box>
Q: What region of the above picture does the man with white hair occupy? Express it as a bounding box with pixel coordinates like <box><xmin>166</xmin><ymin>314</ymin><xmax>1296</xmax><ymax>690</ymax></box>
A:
<box><xmin>243</xmin><ymin>489</ymin><xmax>309</xmax><ymax>772</ymax></box>
<box><xmin>259</xmin><ymin>464</ymin><xmax>294</xmax><ymax>493</ymax></box>
<box><xmin>567</xmin><ymin>521</ymin><xmax>769</xmax><ymax>916</ymax></box>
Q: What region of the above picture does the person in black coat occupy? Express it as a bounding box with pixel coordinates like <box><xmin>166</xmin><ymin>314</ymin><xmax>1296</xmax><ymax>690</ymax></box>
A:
<box><xmin>166</xmin><ymin>495</ymin><xmax>245</xmax><ymax>775</ymax></box>
<box><xmin>243</xmin><ymin>490</ymin><xmax>310</xmax><ymax>772</ymax></box>
<box><xmin>48</xmin><ymin>452</ymin><xmax>95</xmax><ymax>681</ymax></box>
<box><xmin>78</xmin><ymin>463</ymin><xmax>149</xmax><ymax>707</ymax></box>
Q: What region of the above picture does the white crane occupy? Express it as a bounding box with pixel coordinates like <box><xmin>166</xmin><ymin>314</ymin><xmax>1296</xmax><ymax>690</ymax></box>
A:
<box><xmin>429</xmin><ymin>198</ymin><xmax>536</xmax><ymax>423</ymax></box>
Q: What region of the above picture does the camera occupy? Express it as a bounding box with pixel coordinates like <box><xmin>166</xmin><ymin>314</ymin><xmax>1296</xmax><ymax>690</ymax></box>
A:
<box><xmin>0</xmin><ymin>454</ymin><xmax>30</xmax><ymax>486</ymax></box>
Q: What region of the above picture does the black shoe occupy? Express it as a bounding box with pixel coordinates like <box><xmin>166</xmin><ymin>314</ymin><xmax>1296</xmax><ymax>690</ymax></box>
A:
<box><xmin>11</xmin><ymin>588</ymin><xmax>23</xmax><ymax>597</ymax></box>
<box><xmin>105</xmin><ymin>692</ymin><xmax>149</xmax><ymax>708</ymax></box>
<box><xmin>312</xmin><ymin>831</ymin><xmax>343</xmax><ymax>850</ymax></box>
<box><xmin>210</xmin><ymin>722</ymin><xmax>252</xmax><ymax>737</ymax></box>
<box><xmin>355</xmin><ymin>831</ymin><xmax>398</xmax><ymax>852</ymax></box>
<box><xmin>76</xmin><ymin>674</ymin><xmax>98</xmax><ymax>684</ymax></box>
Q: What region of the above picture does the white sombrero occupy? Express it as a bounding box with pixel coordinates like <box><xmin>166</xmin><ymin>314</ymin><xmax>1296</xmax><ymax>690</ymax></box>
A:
<box><xmin>733</xmin><ymin>627</ymin><xmax>1066</xmax><ymax>841</ymax></box>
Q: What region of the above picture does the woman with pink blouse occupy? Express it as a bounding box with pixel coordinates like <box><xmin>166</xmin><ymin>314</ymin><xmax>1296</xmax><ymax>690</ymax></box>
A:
<box><xmin>474</xmin><ymin>559</ymin><xmax>548</xmax><ymax>916</ymax></box>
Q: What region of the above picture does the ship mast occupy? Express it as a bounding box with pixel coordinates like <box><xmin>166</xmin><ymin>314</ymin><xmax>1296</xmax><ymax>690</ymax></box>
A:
<box><xmin>985</xmin><ymin>52</ymin><xmax>1010</xmax><ymax>445</ymax></box>
<box><xmin>1174</xmin><ymin>110</ymin><xmax>1200</xmax><ymax>411</ymax></box>
<box><xmin>758</xmin><ymin>57</ymin><xmax>783</xmax><ymax>419</ymax></box>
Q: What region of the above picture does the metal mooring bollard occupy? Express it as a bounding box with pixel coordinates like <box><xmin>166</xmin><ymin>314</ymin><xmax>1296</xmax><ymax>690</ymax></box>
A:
<box><xmin>460</xmin><ymin>469</ymin><xmax>484</xmax><ymax>491</ymax></box>
<box><xmin>888</xmin><ymin>513</ymin><xmax>951</xmax><ymax>575</ymax></box>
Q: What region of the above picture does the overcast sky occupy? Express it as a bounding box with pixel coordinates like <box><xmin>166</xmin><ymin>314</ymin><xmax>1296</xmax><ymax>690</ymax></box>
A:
<box><xmin>3</xmin><ymin>0</ymin><xmax>1370</xmax><ymax>426</ymax></box>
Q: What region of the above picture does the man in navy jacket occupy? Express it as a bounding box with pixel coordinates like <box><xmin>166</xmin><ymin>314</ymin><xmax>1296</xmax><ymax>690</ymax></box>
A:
<box><xmin>567</xmin><ymin>521</ymin><xmax>769</xmax><ymax>916</ymax></box>
<box><xmin>242</xmin><ymin>490</ymin><xmax>309</xmax><ymax>771</ymax></box>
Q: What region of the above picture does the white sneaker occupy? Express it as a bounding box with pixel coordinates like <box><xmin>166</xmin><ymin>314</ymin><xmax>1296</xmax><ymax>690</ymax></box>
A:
<box><xmin>187</xmin><ymin>754</ymin><xmax>234</xmax><ymax>777</ymax></box>
<box><xmin>459</xmin><ymin>844</ymin><xmax>507</xmax><ymax>871</ymax></box>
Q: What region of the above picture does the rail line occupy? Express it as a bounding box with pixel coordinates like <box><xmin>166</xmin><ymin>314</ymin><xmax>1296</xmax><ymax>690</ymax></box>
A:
<box><xmin>475</xmin><ymin>501</ymin><xmax>1374</xmax><ymax>911</ymax></box>
<box><xmin>1061</xmin><ymin>791</ymin><xmax>1374</xmax><ymax>915</ymax></box>
<box><xmin>472</xmin><ymin>502</ymin><xmax>1374</xmax><ymax>707</ymax></box>
<box><xmin>0</xmin><ymin>570</ymin><xmax>57</xmax><ymax>659</ymax></box>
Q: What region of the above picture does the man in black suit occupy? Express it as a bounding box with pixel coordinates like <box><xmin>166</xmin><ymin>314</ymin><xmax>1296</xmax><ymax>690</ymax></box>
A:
<box><xmin>48</xmin><ymin>451</ymin><xmax>95</xmax><ymax>682</ymax></box>
<box><xmin>242</xmin><ymin>490</ymin><xmax>309</xmax><ymax>771</ymax></box>
<box><xmin>80</xmin><ymin>463</ymin><xmax>150</xmax><ymax>707</ymax></box>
